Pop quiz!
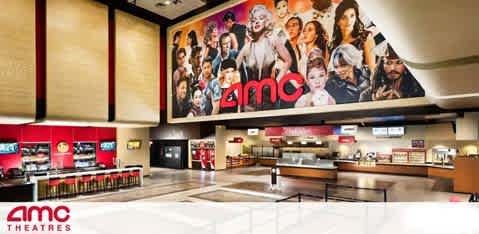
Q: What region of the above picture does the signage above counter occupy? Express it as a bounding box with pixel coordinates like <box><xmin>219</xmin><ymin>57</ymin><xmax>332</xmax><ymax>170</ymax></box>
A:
<box><xmin>372</xmin><ymin>127</ymin><xmax>405</xmax><ymax>138</ymax></box>
<box><xmin>265</xmin><ymin>126</ymin><xmax>334</xmax><ymax>137</ymax></box>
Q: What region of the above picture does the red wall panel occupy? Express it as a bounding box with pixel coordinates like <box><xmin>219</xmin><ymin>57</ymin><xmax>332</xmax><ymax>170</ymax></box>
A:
<box><xmin>73</xmin><ymin>127</ymin><xmax>97</xmax><ymax>142</ymax></box>
<box><xmin>22</xmin><ymin>125</ymin><xmax>51</xmax><ymax>142</ymax></box>
<box><xmin>51</xmin><ymin>126</ymin><xmax>74</xmax><ymax>168</ymax></box>
<box><xmin>96</xmin><ymin>127</ymin><xmax>116</xmax><ymax>168</ymax></box>
<box><xmin>0</xmin><ymin>125</ymin><xmax>23</xmax><ymax>172</ymax></box>
<box><xmin>0</xmin><ymin>125</ymin><xmax>116</xmax><ymax>172</ymax></box>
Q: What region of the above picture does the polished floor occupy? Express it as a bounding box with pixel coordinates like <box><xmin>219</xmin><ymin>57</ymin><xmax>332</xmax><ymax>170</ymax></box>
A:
<box><xmin>68</xmin><ymin>166</ymin><xmax>470</xmax><ymax>202</ymax></box>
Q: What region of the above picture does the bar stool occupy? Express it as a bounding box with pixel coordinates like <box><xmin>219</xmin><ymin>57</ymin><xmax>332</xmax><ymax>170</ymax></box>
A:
<box><xmin>94</xmin><ymin>173</ymin><xmax>107</xmax><ymax>192</ymax></box>
<box><xmin>106</xmin><ymin>172</ymin><xmax>120</xmax><ymax>191</ymax></box>
<box><xmin>121</xmin><ymin>171</ymin><xmax>131</xmax><ymax>188</ymax></box>
<box><xmin>131</xmin><ymin>170</ymin><xmax>141</xmax><ymax>186</ymax></box>
<box><xmin>47</xmin><ymin>177</ymin><xmax>62</xmax><ymax>200</ymax></box>
<box><xmin>61</xmin><ymin>176</ymin><xmax>78</xmax><ymax>198</ymax></box>
<box><xmin>79</xmin><ymin>175</ymin><xmax>93</xmax><ymax>194</ymax></box>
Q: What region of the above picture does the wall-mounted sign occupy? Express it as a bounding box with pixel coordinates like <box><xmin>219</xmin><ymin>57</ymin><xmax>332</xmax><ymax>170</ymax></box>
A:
<box><xmin>265</xmin><ymin>126</ymin><xmax>334</xmax><ymax>137</ymax></box>
<box><xmin>338</xmin><ymin>136</ymin><xmax>356</xmax><ymax>144</ymax></box>
<box><xmin>372</xmin><ymin>127</ymin><xmax>388</xmax><ymax>137</ymax></box>
<box><xmin>127</xmin><ymin>140</ymin><xmax>142</xmax><ymax>150</ymax></box>
<box><xmin>247</xmin><ymin>128</ymin><xmax>259</xmax><ymax>136</ymax></box>
<box><xmin>341</xmin><ymin>125</ymin><xmax>358</xmax><ymax>135</ymax></box>
<box><xmin>56</xmin><ymin>141</ymin><xmax>69</xmax><ymax>153</ymax></box>
<box><xmin>412</xmin><ymin>140</ymin><xmax>425</xmax><ymax>148</ymax></box>
<box><xmin>269</xmin><ymin>138</ymin><xmax>282</xmax><ymax>145</ymax></box>
<box><xmin>168</xmin><ymin>0</ymin><xmax>425</xmax><ymax>123</ymax></box>
<box><xmin>229</xmin><ymin>137</ymin><xmax>244</xmax><ymax>143</ymax></box>
<box><xmin>388</xmin><ymin>127</ymin><xmax>405</xmax><ymax>136</ymax></box>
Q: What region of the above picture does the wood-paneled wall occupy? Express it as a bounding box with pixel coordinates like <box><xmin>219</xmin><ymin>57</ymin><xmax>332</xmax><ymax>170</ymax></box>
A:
<box><xmin>115</xmin><ymin>10</ymin><xmax>160</xmax><ymax>124</ymax></box>
<box><xmin>0</xmin><ymin>1</ymin><xmax>36</xmax><ymax>122</ymax></box>
<box><xmin>46</xmin><ymin>0</ymin><xmax>108</xmax><ymax>121</ymax></box>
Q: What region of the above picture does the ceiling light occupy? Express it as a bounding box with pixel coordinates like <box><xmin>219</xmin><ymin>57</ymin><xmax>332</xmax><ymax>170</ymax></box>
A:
<box><xmin>301</xmin><ymin>141</ymin><xmax>307</xmax><ymax>145</ymax></box>
<box><xmin>315</xmin><ymin>141</ymin><xmax>322</xmax><ymax>145</ymax></box>
<box><xmin>287</xmin><ymin>141</ymin><xmax>293</xmax><ymax>145</ymax></box>
<box><xmin>163</xmin><ymin>0</ymin><xmax>171</xmax><ymax>5</ymax></box>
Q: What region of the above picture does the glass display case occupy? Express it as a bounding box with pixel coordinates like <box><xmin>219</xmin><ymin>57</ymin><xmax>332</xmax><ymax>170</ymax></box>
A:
<box><xmin>392</xmin><ymin>149</ymin><xmax>409</xmax><ymax>164</ymax></box>
<box><xmin>73</xmin><ymin>142</ymin><xmax>96</xmax><ymax>168</ymax></box>
<box><xmin>21</xmin><ymin>143</ymin><xmax>51</xmax><ymax>172</ymax></box>
<box><xmin>392</xmin><ymin>148</ymin><xmax>426</xmax><ymax>164</ymax></box>
<box><xmin>251</xmin><ymin>145</ymin><xmax>280</xmax><ymax>158</ymax></box>
<box><xmin>277</xmin><ymin>153</ymin><xmax>336</xmax><ymax>169</ymax></box>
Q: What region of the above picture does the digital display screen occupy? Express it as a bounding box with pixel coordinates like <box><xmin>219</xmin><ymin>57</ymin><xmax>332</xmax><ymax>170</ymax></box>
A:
<box><xmin>127</xmin><ymin>140</ymin><xmax>141</xmax><ymax>150</ymax></box>
<box><xmin>372</xmin><ymin>128</ymin><xmax>388</xmax><ymax>137</ymax></box>
<box><xmin>100</xmin><ymin>141</ymin><xmax>116</xmax><ymax>151</ymax></box>
<box><xmin>0</xmin><ymin>142</ymin><xmax>19</xmax><ymax>155</ymax></box>
<box><xmin>388</xmin><ymin>127</ymin><xmax>405</xmax><ymax>136</ymax></box>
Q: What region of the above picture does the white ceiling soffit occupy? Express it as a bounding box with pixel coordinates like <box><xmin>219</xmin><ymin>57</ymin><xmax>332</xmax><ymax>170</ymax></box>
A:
<box><xmin>358</xmin><ymin>0</ymin><xmax>478</xmax><ymax>64</ymax></box>
<box><xmin>358</xmin><ymin>0</ymin><xmax>479</xmax><ymax>110</ymax></box>
<box><xmin>132</xmin><ymin>0</ymin><xmax>206</xmax><ymax>20</ymax></box>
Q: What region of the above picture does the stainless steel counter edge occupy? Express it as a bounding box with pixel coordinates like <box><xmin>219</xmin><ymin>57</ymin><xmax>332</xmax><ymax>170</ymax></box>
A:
<box><xmin>276</xmin><ymin>163</ymin><xmax>338</xmax><ymax>170</ymax></box>
<box><xmin>334</xmin><ymin>160</ymin><xmax>454</xmax><ymax>169</ymax></box>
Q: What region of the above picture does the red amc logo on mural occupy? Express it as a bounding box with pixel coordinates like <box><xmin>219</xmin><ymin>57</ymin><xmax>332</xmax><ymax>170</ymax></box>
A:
<box><xmin>220</xmin><ymin>73</ymin><xmax>304</xmax><ymax>108</ymax></box>
<box><xmin>6</xmin><ymin>205</ymin><xmax>72</xmax><ymax>232</ymax></box>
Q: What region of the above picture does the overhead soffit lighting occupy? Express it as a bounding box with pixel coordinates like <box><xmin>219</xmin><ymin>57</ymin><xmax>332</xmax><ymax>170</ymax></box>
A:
<box><xmin>155</xmin><ymin>0</ymin><xmax>182</xmax><ymax>7</ymax></box>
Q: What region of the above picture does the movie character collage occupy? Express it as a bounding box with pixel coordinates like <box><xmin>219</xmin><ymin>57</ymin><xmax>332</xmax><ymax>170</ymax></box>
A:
<box><xmin>171</xmin><ymin>0</ymin><xmax>425</xmax><ymax>118</ymax></box>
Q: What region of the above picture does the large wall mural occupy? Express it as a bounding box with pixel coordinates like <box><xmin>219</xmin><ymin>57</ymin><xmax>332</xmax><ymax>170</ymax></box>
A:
<box><xmin>168</xmin><ymin>0</ymin><xmax>425</xmax><ymax>120</ymax></box>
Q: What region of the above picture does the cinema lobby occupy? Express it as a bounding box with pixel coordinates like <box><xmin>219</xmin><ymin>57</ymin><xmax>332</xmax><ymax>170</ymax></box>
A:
<box><xmin>0</xmin><ymin>0</ymin><xmax>478</xmax><ymax>204</ymax></box>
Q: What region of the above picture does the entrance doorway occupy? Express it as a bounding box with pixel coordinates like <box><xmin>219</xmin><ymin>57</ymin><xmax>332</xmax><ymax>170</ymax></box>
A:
<box><xmin>150</xmin><ymin>140</ymin><xmax>188</xmax><ymax>169</ymax></box>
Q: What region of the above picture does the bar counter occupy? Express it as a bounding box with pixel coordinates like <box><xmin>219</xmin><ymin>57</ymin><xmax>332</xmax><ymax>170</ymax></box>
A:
<box><xmin>0</xmin><ymin>179</ymin><xmax>34</xmax><ymax>202</ymax></box>
<box><xmin>257</xmin><ymin>157</ymin><xmax>278</xmax><ymax>167</ymax></box>
<box><xmin>30</xmin><ymin>167</ymin><xmax>143</xmax><ymax>201</ymax></box>
<box><xmin>276</xmin><ymin>164</ymin><xmax>338</xmax><ymax>180</ymax></box>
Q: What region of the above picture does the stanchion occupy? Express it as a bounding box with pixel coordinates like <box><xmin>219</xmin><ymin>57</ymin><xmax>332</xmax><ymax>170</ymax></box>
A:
<box><xmin>271</xmin><ymin>167</ymin><xmax>277</xmax><ymax>185</ymax></box>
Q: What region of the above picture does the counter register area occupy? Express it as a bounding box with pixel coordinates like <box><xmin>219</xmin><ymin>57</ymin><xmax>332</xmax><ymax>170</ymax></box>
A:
<box><xmin>249</xmin><ymin>125</ymin><xmax>479</xmax><ymax>195</ymax></box>
<box><xmin>0</xmin><ymin>125</ymin><xmax>144</xmax><ymax>201</ymax></box>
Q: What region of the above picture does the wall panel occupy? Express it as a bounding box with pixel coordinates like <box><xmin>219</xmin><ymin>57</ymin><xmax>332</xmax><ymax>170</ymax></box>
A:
<box><xmin>46</xmin><ymin>0</ymin><xmax>108</xmax><ymax>121</ymax></box>
<box><xmin>115</xmin><ymin>10</ymin><xmax>160</xmax><ymax>124</ymax></box>
<box><xmin>117</xmin><ymin>128</ymin><xmax>151</xmax><ymax>175</ymax></box>
<box><xmin>0</xmin><ymin>1</ymin><xmax>36</xmax><ymax>122</ymax></box>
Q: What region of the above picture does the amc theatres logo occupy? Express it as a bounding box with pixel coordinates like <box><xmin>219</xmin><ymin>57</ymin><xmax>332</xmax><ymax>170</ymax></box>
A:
<box><xmin>6</xmin><ymin>205</ymin><xmax>72</xmax><ymax>232</ymax></box>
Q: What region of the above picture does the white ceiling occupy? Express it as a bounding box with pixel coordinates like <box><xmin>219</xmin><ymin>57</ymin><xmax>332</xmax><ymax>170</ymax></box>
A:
<box><xmin>129</xmin><ymin>0</ymin><xmax>206</xmax><ymax>20</ymax></box>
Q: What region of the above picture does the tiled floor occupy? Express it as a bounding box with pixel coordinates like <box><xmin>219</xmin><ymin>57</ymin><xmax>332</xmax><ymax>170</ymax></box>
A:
<box><xmin>68</xmin><ymin>166</ymin><xmax>470</xmax><ymax>202</ymax></box>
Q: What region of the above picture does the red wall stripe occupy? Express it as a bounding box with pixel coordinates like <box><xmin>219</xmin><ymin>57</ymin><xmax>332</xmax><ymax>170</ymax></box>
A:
<box><xmin>108</xmin><ymin>6</ymin><xmax>116</xmax><ymax>121</ymax></box>
<box><xmin>35</xmin><ymin>0</ymin><xmax>46</xmax><ymax>118</ymax></box>
<box><xmin>160</xmin><ymin>27</ymin><xmax>166</xmax><ymax>111</ymax></box>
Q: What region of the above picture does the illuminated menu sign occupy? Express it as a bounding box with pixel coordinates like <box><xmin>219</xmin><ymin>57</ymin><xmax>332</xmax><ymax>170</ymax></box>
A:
<box><xmin>388</xmin><ymin>127</ymin><xmax>405</xmax><ymax>136</ymax></box>
<box><xmin>372</xmin><ymin>128</ymin><xmax>388</xmax><ymax>137</ymax></box>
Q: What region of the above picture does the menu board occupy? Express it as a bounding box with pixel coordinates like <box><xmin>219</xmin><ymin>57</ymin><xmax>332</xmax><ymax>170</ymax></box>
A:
<box><xmin>388</xmin><ymin>127</ymin><xmax>405</xmax><ymax>136</ymax></box>
<box><xmin>372</xmin><ymin>127</ymin><xmax>388</xmax><ymax>137</ymax></box>
<box><xmin>74</xmin><ymin>142</ymin><xmax>96</xmax><ymax>168</ymax></box>
<box><xmin>21</xmin><ymin>143</ymin><xmax>51</xmax><ymax>172</ymax></box>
